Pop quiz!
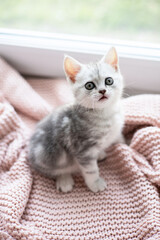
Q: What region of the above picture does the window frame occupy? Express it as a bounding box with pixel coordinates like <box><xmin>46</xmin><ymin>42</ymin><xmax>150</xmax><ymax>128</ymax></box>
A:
<box><xmin>0</xmin><ymin>28</ymin><xmax>160</xmax><ymax>94</ymax></box>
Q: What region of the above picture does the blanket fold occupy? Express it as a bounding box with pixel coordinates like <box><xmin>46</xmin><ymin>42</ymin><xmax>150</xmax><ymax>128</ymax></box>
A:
<box><xmin>0</xmin><ymin>57</ymin><xmax>52</xmax><ymax>121</ymax></box>
<box><xmin>0</xmin><ymin>57</ymin><xmax>160</xmax><ymax>240</ymax></box>
<box><xmin>123</xmin><ymin>95</ymin><xmax>160</xmax><ymax>187</ymax></box>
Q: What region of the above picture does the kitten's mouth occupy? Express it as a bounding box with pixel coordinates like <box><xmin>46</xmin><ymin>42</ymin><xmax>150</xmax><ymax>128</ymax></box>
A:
<box><xmin>99</xmin><ymin>95</ymin><xmax>108</xmax><ymax>101</ymax></box>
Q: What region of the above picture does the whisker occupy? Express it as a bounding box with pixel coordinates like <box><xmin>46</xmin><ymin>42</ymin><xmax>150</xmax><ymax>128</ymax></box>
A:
<box><xmin>123</xmin><ymin>92</ymin><xmax>130</xmax><ymax>98</ymax></box>
<box><xmin>125</xmin><ymin>80</ymin><xmax>137</xmax><ymax>89</ymax></box>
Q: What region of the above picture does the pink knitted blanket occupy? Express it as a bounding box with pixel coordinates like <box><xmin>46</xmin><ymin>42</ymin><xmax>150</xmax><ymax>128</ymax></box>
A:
<box><xmin>0</xmin><ymin>58</ymin><xmax>160</xmax><ymax>240</ymax></box>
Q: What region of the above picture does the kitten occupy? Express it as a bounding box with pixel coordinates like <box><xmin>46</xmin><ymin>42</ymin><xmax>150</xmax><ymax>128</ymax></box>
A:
<box><xmin>28</xmin><ymin>47</ymin><xmax>124</xmax><ymax>193</ymax></box>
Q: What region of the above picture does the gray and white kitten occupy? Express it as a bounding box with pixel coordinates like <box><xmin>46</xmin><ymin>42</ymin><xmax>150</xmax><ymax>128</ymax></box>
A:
<box><xmin>28</xmin><ymin>47</ymin><xmax>124</xmax><ymax>193</ymax></box>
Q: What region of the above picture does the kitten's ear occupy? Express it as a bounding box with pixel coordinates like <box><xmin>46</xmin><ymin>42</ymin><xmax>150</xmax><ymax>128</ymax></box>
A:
<box><xmin>102</xmin><ymin>47</ymin><xmax>119</xmax><ymax>71</ymax></box>
<box><xmin>64</xmin><ymin>55</ymin><xmax>82</xmax><ymax>83</ymax></box>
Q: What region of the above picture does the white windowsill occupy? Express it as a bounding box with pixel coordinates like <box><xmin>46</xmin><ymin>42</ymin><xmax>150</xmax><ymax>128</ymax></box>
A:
<box><xmin>0</xmin><ymin>28</ymin><xmax>160</xmax><ymax>94</ymax></box>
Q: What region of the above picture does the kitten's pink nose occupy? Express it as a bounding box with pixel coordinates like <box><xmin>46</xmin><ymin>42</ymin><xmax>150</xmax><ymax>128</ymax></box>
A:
<box><xmin>99</xmin><ymin>89</ymin><xmax>106</xmax><ymax>95</ymax></box>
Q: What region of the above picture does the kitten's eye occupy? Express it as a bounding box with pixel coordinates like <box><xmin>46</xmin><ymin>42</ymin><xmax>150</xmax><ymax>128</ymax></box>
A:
<box><xmin>85</xmin><ymin>82</ymin><xmax>95</xmax><ymax>90</ymax></box>
<box><xmin>105</xmin><ymin>77</ymin><xmax>114</xmax><ymax>86</ymax></box>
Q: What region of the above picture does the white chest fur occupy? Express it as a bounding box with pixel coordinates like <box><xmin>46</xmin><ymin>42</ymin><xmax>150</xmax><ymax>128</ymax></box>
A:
<box><xmin>97</xmin><ymin>107</ymin><xmax>124</xmax><ymax>151</ymax></box>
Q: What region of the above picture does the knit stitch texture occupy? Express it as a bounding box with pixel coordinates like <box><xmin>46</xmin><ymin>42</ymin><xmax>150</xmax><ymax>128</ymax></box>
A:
<box><xmin>0</xmin><ymin>58</ymin><xmax>160</xmax><ymax>240</ymax></box>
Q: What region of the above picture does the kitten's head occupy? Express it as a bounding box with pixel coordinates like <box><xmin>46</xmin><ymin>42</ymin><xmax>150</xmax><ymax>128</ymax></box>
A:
<box><xmin>64</xmin><ymin>47</ymin><xmax>123</xmax><ymax>109</ymax></box>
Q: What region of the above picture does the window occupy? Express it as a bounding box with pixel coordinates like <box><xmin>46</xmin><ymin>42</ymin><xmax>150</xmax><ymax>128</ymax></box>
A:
<box><xmin>0</xmin><ymin>0</ymin><xmax>160</xmax><ymax>44</ymax></box>
<box><xmin>0</xmin><ymin>0</ymin><xmax>160</xmax><ymax>94</ymax></box>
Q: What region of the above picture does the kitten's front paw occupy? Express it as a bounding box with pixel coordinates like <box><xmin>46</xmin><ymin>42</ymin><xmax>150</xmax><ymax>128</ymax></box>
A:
<box><xmin>88</xmin><ymin>177</ymin><xmax>107</xmax><ymax>193</ymax></box>
<box><xmin>56</xmin><ymin>174</ymin><xmax>74</xmax><ymax>193</ymax></box>
<box><xmin>98</xmin><ymin>151</ymin><xmax>107</xmax><ymax>162</ymax></box>
<box><xmin>117</xmin><ymin>134</ymin><xmax>125</xmax><ymax>144</ymax></box>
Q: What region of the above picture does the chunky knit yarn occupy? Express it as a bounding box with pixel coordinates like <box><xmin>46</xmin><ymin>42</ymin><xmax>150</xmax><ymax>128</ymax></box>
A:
<box><xmin>0</xmin><ymin>58</ymin><xmax>160</xmax><ymax>240</ymax></box>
